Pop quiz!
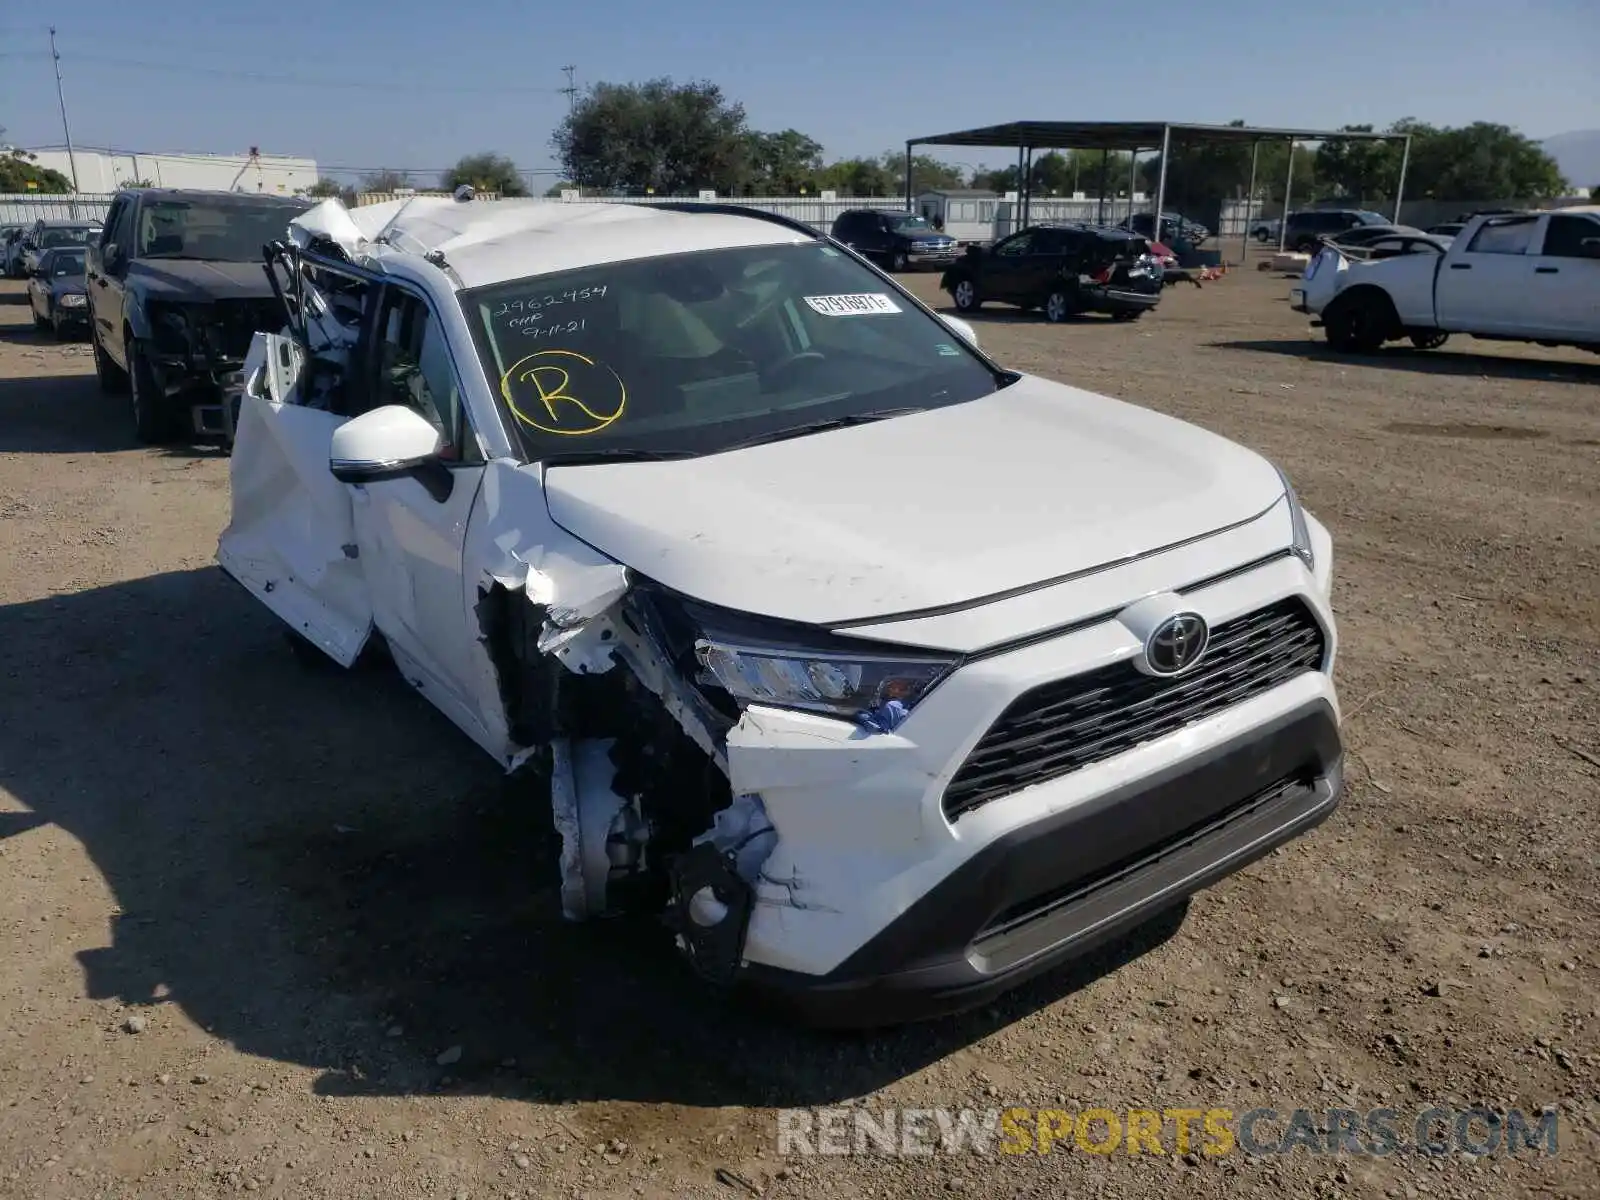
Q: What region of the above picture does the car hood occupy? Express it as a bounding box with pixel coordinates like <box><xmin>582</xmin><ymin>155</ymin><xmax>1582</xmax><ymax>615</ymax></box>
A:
<box><xmin>50</xmin><ymin>280</ymin><xmax>87</xmax><ymax>297</ymax></box>
<box><xmin>542</xmin><ymin>374</ymin><xmax>1287</xmax><ymax>626</ymax></box>
<box><xmin>127</xmin><ymin>259</ymin><xmax>275</xmax><ymax>302</ymax></box>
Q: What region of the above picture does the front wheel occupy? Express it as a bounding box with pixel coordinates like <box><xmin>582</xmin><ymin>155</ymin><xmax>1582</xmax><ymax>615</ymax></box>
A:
<box><xmin>1408</xmin><ymin>330</ymin><xmax>1449</xmax><ymax>350</ymax></box>
<box><xmin>128</xmin><ymin>340</ymin><xmax>180</xmax><ymax>445</ymax></box>
<box><xmin>1043</xmin><ymin>288</ymin><xmax>1076</xmax><ymax>324</ymax></box>
<box><xmin>93</xmin><ymin>333</ymin><xmax>129</xmax><ymax>394</ymax></box>
<box><xmin>888</xmin><ymin>249</ymin><xmax>908</xmax><ymax>273</ymax></box>
<box><xmin>950</xmin><ymin>277</ymin><xmax>981</xmax><ymax>312</ymax></box>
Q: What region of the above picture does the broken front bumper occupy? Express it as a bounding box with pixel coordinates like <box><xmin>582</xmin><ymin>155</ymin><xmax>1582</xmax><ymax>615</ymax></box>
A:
<box><xmin>745</xmin><ymin>706</ymin><xmax>1342</xmax><ymax>1026</ymax></box>
<box><xmin>149</xmin><ymin>352</ymin><xmax>248</xmax><ymax>442</ymax></box>
<box><xmin>723</xmin><ymin>553</ymin><xmax>1342</xmax><ymax>1025</ymax></box>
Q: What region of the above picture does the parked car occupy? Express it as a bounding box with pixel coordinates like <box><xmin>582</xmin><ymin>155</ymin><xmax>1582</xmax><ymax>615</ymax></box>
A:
<box><xmin>1121</xmin><ymin>210</ymin><xmax>1211</xmax><ymax>246</ymax></box>
<box><xmin>941</xmin><ymin>223</ymin><xmax>1164</xmax><ymax>322</ymax></box>
<box><xmin>87</xmin><ymin>188</ymin><xmax>310</xmax><ymax>446</ymax></box>
<box><xmin>1250</xmin><ymin>217</ymin><xmax>1281</xmax><ymax>243</ymax></box>
<box><xmin>1290</xmin><ymin>208</ymin><xmax>1600</xmax><ymax>353</ymax></box>
<box><xmin>26</xmin><ymin>246</ymin><xmax>90</xmax><ymax>338</ymax></box>
<box><xmin>1326</xmin><ymin>223</ymin><xmax>1432</xmax><ymax>249</ymax></box>
<box><xmin>3</xmin><ymin>226</ymin><xmax>32</xmax><ymax>277</ymax></box>
<box><xmin>18</xmin><ymin>220</ymin><xmax>100</xmax><ymax>276</ymax></box>
<box><xmin>218</xmin><ymin>195</ymin><xmax>1343</xmax><ymax>1025</ymax></box>
<box><xmin>0</xmin><ymin>224</ymin><xmax>26</xmax><ymax>271</ymax></box>
<box><xmin>1281</xmin><ymin>209</ymin><xmax>1390</xmax><ymax>253</ymax></box>
<box><xmin>828</xmin><ymin>209</ymin><xmax>959</xmax><ymax>272</ymax></box>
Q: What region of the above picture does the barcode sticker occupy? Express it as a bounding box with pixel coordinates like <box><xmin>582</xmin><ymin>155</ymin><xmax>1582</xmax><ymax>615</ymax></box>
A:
<box><xmin>803</xmin><ymin>293</ymin><xmax>901</xmax><ymax>317</ymax></box>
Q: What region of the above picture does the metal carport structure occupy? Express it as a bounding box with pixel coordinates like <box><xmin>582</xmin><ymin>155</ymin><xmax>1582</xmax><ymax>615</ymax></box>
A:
<box><xmin>903</xmin><ymin>121</ymin><xmax>1411</xmax><ymax>259</ymax></box>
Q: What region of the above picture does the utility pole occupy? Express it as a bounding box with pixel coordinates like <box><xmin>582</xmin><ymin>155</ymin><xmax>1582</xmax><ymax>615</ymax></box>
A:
<box><xmin>560</xmin><ymin>65</ymin><xmax>578</xmax><ymax>119</ymax></box>
<box><xmin>49</xmin><ymin>27</ymin><xmax>82</xmax><ymax>215</ymax></box>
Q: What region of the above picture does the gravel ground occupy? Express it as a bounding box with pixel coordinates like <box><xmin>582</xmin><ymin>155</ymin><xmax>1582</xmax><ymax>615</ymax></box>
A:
<box><xmin>0</xmin><ymin>268</ymin><xmax>1595</xmax><ymax>1200</ymax></box>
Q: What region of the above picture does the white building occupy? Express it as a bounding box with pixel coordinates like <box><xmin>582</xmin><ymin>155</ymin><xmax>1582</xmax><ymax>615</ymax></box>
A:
<box><xmin>20</xmin><ymin>145</ymin><xmax>319</xmax><ymax>195</ymax></box>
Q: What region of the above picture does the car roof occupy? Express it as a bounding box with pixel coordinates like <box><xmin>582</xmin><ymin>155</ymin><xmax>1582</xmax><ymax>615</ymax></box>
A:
<box><xmin>324</xmin><ymin>197</ymin><xmax>814</xmax><ymax>290</ymax></box>
<box><xmin>129</xmin><ymin>188</ymin><xmax>310</xmax><ymax>207</ymax></box>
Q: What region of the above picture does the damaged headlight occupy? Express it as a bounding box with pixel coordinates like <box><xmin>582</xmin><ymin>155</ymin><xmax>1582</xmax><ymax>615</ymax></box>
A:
<box><xmin>695</xmin><ymin>638</ymin><xmax>954</xmax><ymax>721</ymax></box>
<box><xmin>1275</xmin><ymin>465</ymin><xmax>1314</xmax><ymax>571</ymax></box>
<box><xmin>148</xmin><ymin>303</ymin><xmax>192</xmax><ymax>355</ymax></box>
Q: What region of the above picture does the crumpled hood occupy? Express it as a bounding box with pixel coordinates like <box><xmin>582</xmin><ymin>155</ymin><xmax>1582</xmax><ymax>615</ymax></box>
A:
<box><xmin>543</xmin><ymin>374</ymin><xmax>1287</xmax><ymax>626</ymax></box>
<box><xmin>127</xmin><ymin>259</ymin><xmax>276</xmax><ymax>302</ymax></box>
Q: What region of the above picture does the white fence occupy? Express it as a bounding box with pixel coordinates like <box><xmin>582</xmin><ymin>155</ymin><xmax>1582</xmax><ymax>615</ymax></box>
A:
<box><xmin>0</xmin><ymin>193</ymin><xmax>117</xmax><ymax>225</ymax></box>
<box><xmin>1</xmin><ymin>190</ymin><xmax>1270</xmax><ymax>243</ymax></box>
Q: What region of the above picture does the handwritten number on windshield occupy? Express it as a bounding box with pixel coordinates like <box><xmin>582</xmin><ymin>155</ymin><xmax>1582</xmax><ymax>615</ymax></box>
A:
<box><xmin>494</xmin><ymin>284</ymin><xmax>607</xmax><ymax>319</ymax></box>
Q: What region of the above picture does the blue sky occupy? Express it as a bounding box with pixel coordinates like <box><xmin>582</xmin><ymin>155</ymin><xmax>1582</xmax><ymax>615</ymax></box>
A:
<box><xmin>3</xmin><ymin>0</ymin><xmax>1595</xmax><ymax>183</ymax></box>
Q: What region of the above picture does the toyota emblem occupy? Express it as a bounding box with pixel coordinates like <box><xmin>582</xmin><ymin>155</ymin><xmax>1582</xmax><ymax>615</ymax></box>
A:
<box><xmin>1144</xmin><ymin>612</ymin><xmax>1209</xmax><ymax>676</ymax></box>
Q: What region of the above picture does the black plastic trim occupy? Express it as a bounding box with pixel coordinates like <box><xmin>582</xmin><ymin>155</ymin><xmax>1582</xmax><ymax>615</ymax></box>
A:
<box><xmin>740</xmin><ymin>701</ymin><xmax>1342</xmax><ymax>1027</ymax></box>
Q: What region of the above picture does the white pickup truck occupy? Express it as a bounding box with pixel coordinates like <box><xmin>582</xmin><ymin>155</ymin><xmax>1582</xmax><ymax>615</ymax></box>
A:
<box><xmin>1291</xmin><ymin>207</ymin><xmax>1600</xmax><ymax>354</ymax></box>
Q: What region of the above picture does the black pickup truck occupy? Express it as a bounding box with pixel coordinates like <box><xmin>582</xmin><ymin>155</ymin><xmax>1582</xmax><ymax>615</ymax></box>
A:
<box><xmin>87</xmin><ymin>188</ymin><xmax>309</xmax><ymax>446</ymax></box>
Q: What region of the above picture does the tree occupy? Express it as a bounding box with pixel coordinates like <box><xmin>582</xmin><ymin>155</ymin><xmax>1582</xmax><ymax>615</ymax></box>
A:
<box><xmin>551</xmin><ymin>78</ymin><xmax>752</xmax><ymax>194</ymax></box>
<box><xmin>442</xmin><ymin>152</ymin><xmax>528</xmax><ymax>197</ymax></box>
<box><xmin>0</xmin><ymin>141</ymin><xmax>73</xmax><ymax>193</ymax></box>
<box><xmin>1384</xmin><ymin>120</ymin><xmax>1566</xmax><ymax>201</ymax></box>
<box><xmin>360</xmin><ymin>168</ymin><xmax>412</xmax><ymax>193</ymax></box>
<box><xmin>816</xmin><ymin>157</ymin><xmax>898</xmax><ymax>196</ymax></box>
<box><xmin>117</xmin><ymin>177</ymin><xmax>155</xmax><ymax>190</ymax></box>
<box><xmin>879</xmin><ymin>152</ymin><xmax>964</xmax><ymax>195</ymax></box>
<box><xmin>744</xmin><ymin>129</ymin><xmax>824</xmax><ymax>193</ymax></box>
<box><xmin>1314</xmin><ymin>125</ymin><xmax>1397</xmax><ymax>203</ymax></box>
<box><xmin>306</xmin><ymin>178</ymin><xmax>358</xmax><ymax>205</ymax></box>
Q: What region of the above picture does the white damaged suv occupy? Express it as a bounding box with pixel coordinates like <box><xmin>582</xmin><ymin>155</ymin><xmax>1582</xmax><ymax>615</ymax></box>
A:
<box><xmin>219</xmin><ymin>194</ymin><xmax>1343</xmax><ymax>1026</ymax></box>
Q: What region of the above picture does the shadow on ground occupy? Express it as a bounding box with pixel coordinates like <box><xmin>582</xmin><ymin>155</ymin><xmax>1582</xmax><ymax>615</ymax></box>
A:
<box><xmin>0</xmin><ymin>563</ymin><xmax>1189</xmax><ymax>1110</ymax></box>
<box><xmin>1211</xmin><ymin>338</ymin><xmax>1600</xmax><ymax>384</ymax></box>
<box><xmin>0</xmin><ymin>374</ymin><xmax>222</xmax><ymax>457</ymax></box>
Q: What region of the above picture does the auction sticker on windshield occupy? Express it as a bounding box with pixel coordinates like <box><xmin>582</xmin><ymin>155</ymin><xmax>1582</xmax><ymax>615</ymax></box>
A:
<box><xmin>804</xmin><ymin>293</ymin><xmax>901</xmax><ymax>316</ymax></box>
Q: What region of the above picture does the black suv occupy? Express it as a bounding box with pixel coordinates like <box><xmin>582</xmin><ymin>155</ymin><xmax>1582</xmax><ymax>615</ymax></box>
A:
<box><xmin>1281</xmin><ymin>208</ymin><xmax>1389</xmax><ymax>252</ymax></box>
<box><xmin>941</xmin><ymin>223</ymin><xmax>1162</xmax><ymax>323</ymax></box>
<box><xmin>829</xmin><ymin>209</ymin><xmax>959</xmax><ymax>272</ymax></box>
<box><xmin>87</xmin><ymin>188</ymin><xmax>310</xmax><ymax>446</ymax></box>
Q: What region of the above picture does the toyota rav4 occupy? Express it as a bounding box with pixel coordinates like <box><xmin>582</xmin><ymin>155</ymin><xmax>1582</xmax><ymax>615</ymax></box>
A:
<box><xmin>218</xmin><ymin>195</ymin><xmax>1344</xmax><ymax>1026</ymax></box>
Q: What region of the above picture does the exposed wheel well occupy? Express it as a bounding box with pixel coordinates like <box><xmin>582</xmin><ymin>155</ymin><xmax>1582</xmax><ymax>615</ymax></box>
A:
<box><xmin>1324</xmin><ymin>285</ymin><xmax>1401</xmax><ymax>335</ymax></box>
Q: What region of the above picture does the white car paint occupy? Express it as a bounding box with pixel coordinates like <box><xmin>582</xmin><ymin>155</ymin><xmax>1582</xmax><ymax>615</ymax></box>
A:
<box><xmin>1292</xmin><ymin>208</ymin><xmax>1600</xmax><ymax>348</ymax></box>
<box><xmin>219</xmin><ymin>196</ymin><xmax>1344</xmax><ymax>1018</ymax></box>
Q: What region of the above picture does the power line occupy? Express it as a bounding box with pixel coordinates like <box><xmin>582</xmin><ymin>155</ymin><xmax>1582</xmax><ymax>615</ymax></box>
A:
<box><xmin>6</xmin><ymin>50</ymin><xmax>566</xmax><ymax>95</ymax></box>
<box><xmin>560</xmin><ymin>65</ymin><xmax>578</xmax><ymax>118</ymax></box>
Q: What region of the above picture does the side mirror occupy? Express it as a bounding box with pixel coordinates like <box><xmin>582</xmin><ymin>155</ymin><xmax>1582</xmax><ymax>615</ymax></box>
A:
<box><xmin>330</xmin><ymin>405</ymin><xmax>450</xmax><ymax>499</ymax></box>
<box><xmin>1580</xmin><ymin>237</ymin><xmax>1600</xmax><ymax>259</ymax></box>
<box><xmin>939</xmin><ymin>313</ymin><xmax>979</xmax><ymax>347</ymax></box>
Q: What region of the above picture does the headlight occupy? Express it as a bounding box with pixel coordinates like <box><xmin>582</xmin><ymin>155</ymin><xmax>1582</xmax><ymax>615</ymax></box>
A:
<box><xmin>695</xmin><ymin>637</ymin><xmax>954</xmax><ymax>720</ymax></box>
<box><xmin>148</xmin><ymin>304</ymin><xmax>191</xmax><ymax>353</ymax></box>
<box><xmin>1275</xmin><ymin>466</ymin><xmax>1314</xmax><ymax>571</ymax></box>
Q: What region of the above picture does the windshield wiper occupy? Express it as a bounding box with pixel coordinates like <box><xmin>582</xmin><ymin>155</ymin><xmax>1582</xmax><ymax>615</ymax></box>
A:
<box><xmin>541</xmin><ymin>447</ymin><xmax>701</xmax><ymax>466</ymax></box>
<box><xmin>722</xmin><ymin>407</ymin><xmax>927</xmax><ymax>452</ymax></box>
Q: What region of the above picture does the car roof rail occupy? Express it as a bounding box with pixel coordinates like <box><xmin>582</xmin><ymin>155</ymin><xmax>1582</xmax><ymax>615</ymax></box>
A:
<box><xmin>648</xmin><ymin>201</ymin><xmax>825</xmax><ymax>241</ymax></box>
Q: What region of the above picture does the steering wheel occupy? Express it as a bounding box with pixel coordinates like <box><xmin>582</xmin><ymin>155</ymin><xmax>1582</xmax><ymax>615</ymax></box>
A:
<box><xmin>763</xmin><ymin>350</ymin><xmax>826</xmax><ymax>387</ymax></box>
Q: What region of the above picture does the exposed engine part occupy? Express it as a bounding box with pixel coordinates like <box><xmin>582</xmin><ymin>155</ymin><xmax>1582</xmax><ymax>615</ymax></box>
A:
<box><xmin>550</xmin><ymin>737</ymin><xmax>653</xmax><ymax>921</ymax></box>
<box><xmin>695</xmin><ymin>792</ymin><xmax>779</xmax><ymax>883</ymax></box>
<box><xmin>667</xmin><ymin>841</ymin><xmax>754</xmax><ymax>986</ymax></box>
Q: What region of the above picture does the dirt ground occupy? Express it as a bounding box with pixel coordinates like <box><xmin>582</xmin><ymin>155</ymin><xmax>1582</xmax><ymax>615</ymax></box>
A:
<box><xmin>0</xmin><ymin>266</ymin><xmax>1595</xmax><ymax>1200</ymax></box>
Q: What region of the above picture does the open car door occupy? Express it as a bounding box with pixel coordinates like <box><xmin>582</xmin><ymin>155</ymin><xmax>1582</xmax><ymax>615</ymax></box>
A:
<box><xmin>216</xmin><ymin>333</ymin><xmax>374</xmax><ymax>665</ymax></box>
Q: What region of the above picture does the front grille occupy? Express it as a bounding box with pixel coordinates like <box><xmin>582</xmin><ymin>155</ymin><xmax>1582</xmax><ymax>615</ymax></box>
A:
<box><xmin>942</xmin><ymin>598</ymin><xmax>1326</xmax><ymax>819</ymax></box>
<box><xmin>204</xmin><ymin>299</ymin><xmax>286</xmax><ymax>360</ymax></box>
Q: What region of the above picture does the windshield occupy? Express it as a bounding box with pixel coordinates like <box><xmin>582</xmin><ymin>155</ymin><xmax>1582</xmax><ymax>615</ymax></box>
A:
<box><xmin>135</xmin><ymin>199</ymin><xmax>302</xmax><ymax>262</ymax></box>
<box><xmin>464</xmin><ymin>241</ymin><xmax>1005</xmax><ymax>463</ymax></box>
<box><xmin>51</xmin><ymin>249</ymin><xmax>87</xmax><ymax>277</ymax></box>
<box><xmin>886</xmin><ymin>214</ymin><xmax>934</xmax><ymax>232</ymax></box>
<box><xmin>39</xmin><ymin>226</ymin><xmax>96</xmax><ymax>248</ymax></box>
